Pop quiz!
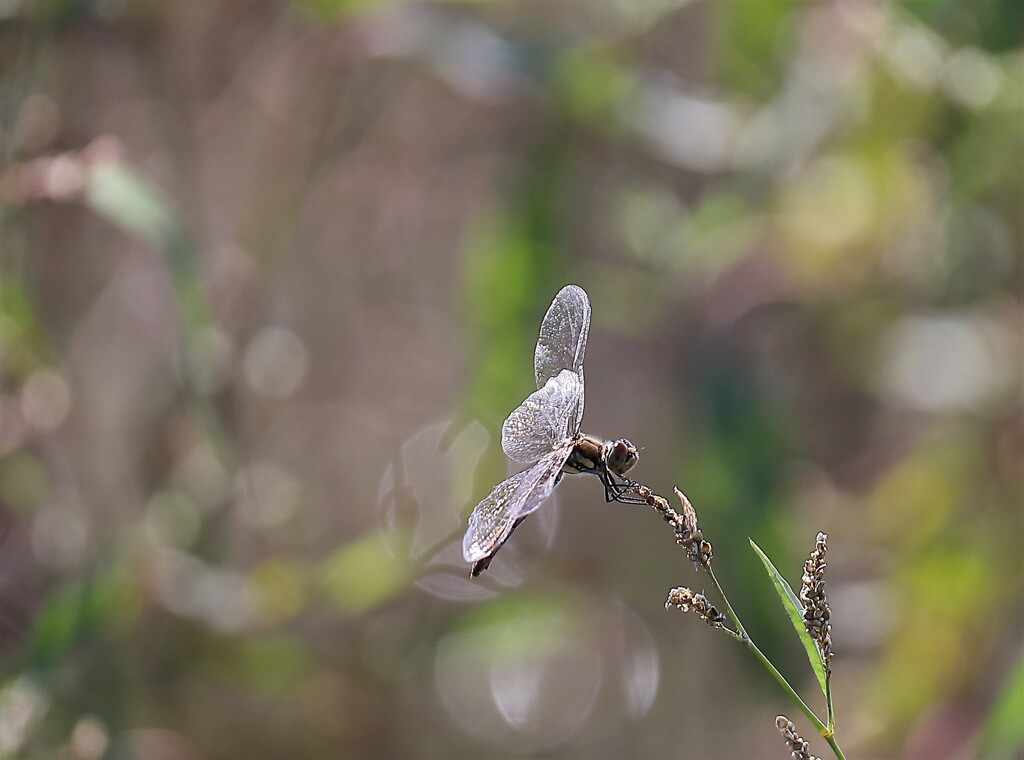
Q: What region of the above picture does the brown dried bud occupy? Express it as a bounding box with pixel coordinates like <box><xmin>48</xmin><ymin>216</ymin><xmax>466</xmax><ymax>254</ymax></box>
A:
<box><xmin>775</xmin><ymin>715</ymin><xmax>821</xmax><ymax>760</ymax></box>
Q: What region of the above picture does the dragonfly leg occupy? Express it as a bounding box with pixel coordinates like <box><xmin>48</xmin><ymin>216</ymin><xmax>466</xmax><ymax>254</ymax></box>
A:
<box><xmin>600</xmin><ymin>472</ymin><xmax>648</xmax><ymax>505</ymax></box>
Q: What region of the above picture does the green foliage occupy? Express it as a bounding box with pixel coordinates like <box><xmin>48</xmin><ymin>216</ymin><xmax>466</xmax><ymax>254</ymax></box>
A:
<box><xmin>714</xmin><ymin>0</ymin><xmax>795</xmax><ymax>97</ymax></box>
<box><xmin>978</xmin><ymin>648</ymin><xmax>1024</xmax><ymax>759</ymax></box>
<box><xmin>319</xmin><ymin>533</ymin><xmax>411</xmax><ymax>613</ymax></box>
<box><xmin>749</xmin><ymin>539</ymin><xmax>827</xmax><ymax>702</ymax></box>
<box><xmin>85</xmin><ymin>163</ymin><xmax>176</xmax><ymax>249</ymax></box>
<box><xmin>461</xmin><ymin>132</ymin><xmax>570</xmax><ymax>428</ymax></box>
<box><xmin>0</xmin><ymin>278</ymin><xmax>52</xmax><ymax>373</ymax></box>
<box><xmin>294</xmin><ymin>0</ymin><xmax>397</xmax><ymax>22</ymax></box>
<box><xmin>227</xmin><ymin>635</ymin><xmax>315</xmax><ymax>695</ymax></box>
<box><xmin>550</xmin><ymin>46</ymin><xmax>632</xmax><ymax>124</ymax></box>
<box><xmin>18</xmin><ymin>563</ymin><xmax>137</xmax><ymax>675</ymax></box>
<box><xmin>458</xmin><ymin>593</ymin><xmax>572</xmax><ymax>662</ymax></box>
<box><xmin>85</xmin><ymin>162</ymin><xmax>207</xmax><ymax>332</ymax></box>
<box><xmin>0</xmin><ymin>451</ymin><xmax>48</xmax><ymax>515</ymax></box>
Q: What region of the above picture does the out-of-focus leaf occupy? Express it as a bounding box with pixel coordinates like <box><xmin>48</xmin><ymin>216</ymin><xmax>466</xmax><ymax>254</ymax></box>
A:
<box><xmin>676</xmin><ymin>193</ymin><xmax>754</xmax><ymax>270</ymax></box>
<box><xmin>550</xmin><ymin>47</ymin><xmax>631</xmax><ymax>123</ymax></box>
<box><xmin>319</xmin><ymin>532</ymin><xmax>410</xmax><ymax>613</ymax></box>
<box><xmin>0</xmin><ymin>279</ymin><xmax>51</xmax><ymax>372</ymax></box>
<box><xmin>22</xmin><ymin>563</ymin><xmax>137</xmax><ymax>671</ymax></box>
<box><xmin>248</xmin><ymin>560</ymin><xmax>310</xmax><ymax>624</ymax></box>
<box><xmin>899</xmin><ymin>0</ymin><xmax>1024</xmax><ymax>51</ymax></box>
<box><xmin>615</xmin><ymin>184</ymin><xmax>754</xmax><ymax>282</ymax></box>
<box><xmin>25</xmin><ymin>581</ymin><xmax>84</xmax><ymax>666</ymax></box>
<box><xmin>462</xmin><ymin>213</ymin><xmax>538</xmax><ymax>421</ymax></box>
<box><xmin>0</xmin><ymin>452</ymin><xmax>48</xmax><ymax>514</ymax></box>
<box><xmin>749</xmin><ymin>538</ymin><xmax>827</xmax><ymax>701</ymax></box>
<box><xmin>459</xmin><ymin>593</ymin><xmax>572</xmax><ymax>661</ymax></box>
<box><xmin>85</xmin><ymin>162</ymin><xmax>176</xmax><ymax>248</ymax></box>
<box><xmin>714</xmin><ymin>0</ymin><xmax>795</xmax><ymax>97</ymax></box>
<box><xmin>461</xmin><ymin>132</ymin><xmax>568</xmax><ymax>427</ymax></box>
<box><xmin>232</xmin><ymin>635</ymin><xmax>313</xmax><ymax>694</ymax></box>
<box><xmin>866</xmin><ymin>441</ymin><xmax>967</xmax><ymax>547</ymax></box>
<box><xmin>977</xmin><ymin>647</ymin><xmax>1024</xmax><ymax>759</ymax></box>
<box><xmin>870</xmin><ymin>542</ymin><xmax>998</xmax><ymax>728</ymax></box>
<box><xmin>294</xmin><ymin>0</ymin><xmax>397</xmax><ymax>21</ymax></box>
<box><xmin>85</xmin><ymin>161</ymin><xmax>207</xmax><ymax>333</ymax></box>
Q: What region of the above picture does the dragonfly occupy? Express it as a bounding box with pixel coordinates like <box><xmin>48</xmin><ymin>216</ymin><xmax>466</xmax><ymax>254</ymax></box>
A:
<box><xmin>463</xmin><ymin>284</ymin><xmax>643</xmax><ymax>577</ymax></box>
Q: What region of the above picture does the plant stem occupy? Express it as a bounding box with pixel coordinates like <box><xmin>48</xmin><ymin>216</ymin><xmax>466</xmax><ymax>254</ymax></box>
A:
<box><xmin>826</xmin><ymin>674</ymin><xmax>835</xmax><ymax>734</ymax></box>
<box><xmin>705</xmin><ymin>565</ymin><xmax>847</xmax><ymax>760</ymax></box>
<box><xmin>825</xmin><ymin>732</ymin><xmax>846</xmax><ymax>760</ymax></box>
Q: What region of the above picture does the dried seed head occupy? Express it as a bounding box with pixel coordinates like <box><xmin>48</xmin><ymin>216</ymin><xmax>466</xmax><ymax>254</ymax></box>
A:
<box><xmin>665</xmin><ymin>587</ymin><xmax>726</xmax><ymax>628</ymax></box>
<box><xmin>800</xmin><ymin>532</ymin><xmax>833</xmax><ymax>671</ymax></box>
<box><xmin>673</xmin><ymin>488</ymin><xmax>712</xmax><ymax>567</ymax></box>
<box><xmin>630</xmin><ymin>483</ymin><xmax>713</xmax><ymax>570</ymax></box>
<box><xmin>775</xmin><ymin>715</ymin><xmax>821</xmax><ymax>760</ymax></box>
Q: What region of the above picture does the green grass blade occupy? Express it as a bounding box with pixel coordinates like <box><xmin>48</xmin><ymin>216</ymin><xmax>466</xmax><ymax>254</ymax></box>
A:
<box><xmin>977</xmin><ymin>646</ymin><xmax>1024</xmax><ymax>759</ymax></box>
<box><xmin>749</xmin><ymin>538</ymin><xmax>827</xmax><ymax>700</ymax></box>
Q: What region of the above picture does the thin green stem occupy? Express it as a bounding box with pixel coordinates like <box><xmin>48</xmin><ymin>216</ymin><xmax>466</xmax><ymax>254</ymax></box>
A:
<box><xmin>826</xmin><ymin>673</ymin><xmax>835</xmax><ymax>734</ymax></box>
<box><xmin>704</xmin><ymin>565</ymin><xmax>747</xmax><ymax>639</ymax></box>
<box><xmin>825</xmin><ymin>732</ymin><xmax>845</xmax><ymax>760</ymax></box>
<box><xmin>705</xmin><ymin>565</ymin><xmax>846</xmax><ymax>760</ymax></box>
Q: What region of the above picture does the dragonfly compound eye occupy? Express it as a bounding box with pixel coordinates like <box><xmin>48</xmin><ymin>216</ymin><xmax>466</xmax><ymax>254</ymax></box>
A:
<box><xmin>607</xmin><ymin>438</ymin><xmax>638</xmax><ymax>476</ymax></box>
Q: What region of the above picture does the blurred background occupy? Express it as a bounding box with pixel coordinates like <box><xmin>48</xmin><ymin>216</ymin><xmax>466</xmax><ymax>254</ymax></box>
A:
<box><xmin>0</xmin><ymin>0</ymin><xmax>1021</xmax><ymax>758</ymax></box>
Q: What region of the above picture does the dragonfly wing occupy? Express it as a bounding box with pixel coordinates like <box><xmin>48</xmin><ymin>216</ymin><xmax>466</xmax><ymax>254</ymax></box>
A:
<box><xmin>463</xmin><ymin>468</ymin><xmax>533</xmax><ymax>564</ymax></box>
<box><xmin>463</xmin><ymin>441</ymin><xmax>574</xmax><ymax>566</ymax></box>
<box><xmin>502</xmin><ymin>369</ymin><xmax>583</xmax><ymax>463</ymax></box>
<box><xmin>509</xmin><ymin>441</ymin><xmax>575</xmax><ymax>520</ymax></box>
<box><xmin>534</xmin><ymin>285</ymin><xmax>591</xmax><ymax>391</ymax></box>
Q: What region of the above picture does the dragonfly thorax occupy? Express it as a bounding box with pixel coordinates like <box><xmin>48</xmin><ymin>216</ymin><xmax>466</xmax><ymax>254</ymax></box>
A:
<box><xmin>564</xmin><ymin>434</ymin><xmax>639</xmax><ymax>478</ymax></box>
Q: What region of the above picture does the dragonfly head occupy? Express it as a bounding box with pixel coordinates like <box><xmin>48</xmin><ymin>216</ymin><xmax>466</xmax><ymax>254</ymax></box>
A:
<box><xmin>605</xmin><ymin>438</ymin><xmax>639</xmax><ymax>477</ymax></box>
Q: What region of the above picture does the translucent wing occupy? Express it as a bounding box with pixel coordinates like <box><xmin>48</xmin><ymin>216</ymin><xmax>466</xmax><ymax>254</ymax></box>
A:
<box><xmin>534</xmin><ymin>285</ymin><xmax>591</xmax><ymax>390</ymax></box>
<box><xmin>501</xmin><ymin>369</ymin><xmax>583</xmax><ymax>463</ymax></box>
<box><xmin>463</xmin><ymin>441</ymin><xmax>574</xmax><ymax>568</ymax></box>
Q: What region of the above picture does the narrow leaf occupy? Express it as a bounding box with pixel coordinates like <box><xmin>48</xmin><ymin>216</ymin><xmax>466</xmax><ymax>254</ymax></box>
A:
<box><xmin>749</xmin><ymin>538</ymin><xmax>827</xmax><ymax>700</ymax></box>
<box><xmin>977</xmin><ymin>646</ymin><xmax>1024</xmax><ymax>759</ymax></box>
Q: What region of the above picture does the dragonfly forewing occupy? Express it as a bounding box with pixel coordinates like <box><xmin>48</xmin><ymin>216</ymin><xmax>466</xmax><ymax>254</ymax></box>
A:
<box><xmin>462</xmin><ymin>442</ymin><xmax>575</xmax><ymax>565</ymax></box>
<box><xmin>501</xmin><ymin>369</ymin><xmax>584</xmax><ymax>463</ymax></box>
<box><xmin>534</xmin><ymin>285</ymin><xmax>591</xmax><ymax>391</ymax></box>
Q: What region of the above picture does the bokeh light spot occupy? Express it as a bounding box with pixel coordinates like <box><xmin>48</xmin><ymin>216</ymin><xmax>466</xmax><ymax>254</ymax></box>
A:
<box><xmin>0</xmin><ymin>678</ymin><xmax>48</xmax><ymax>756</ymax></box>
<box><xmin>942</xmin><ymin>48</ymin><xmax>1003</xmax><ymax>110</ymax></box>
<box><xmin>234</xmin><ymin>460</ymin><xmax>300</xmax><ymax>531</ymax></box>
<box><xmin>243</xmin><ymin>326</ymin><xmax>309</xmax><ymax>399</ymax></box>
<box><xmin>70</xmin><ymin>715</ymin><xmax>109</xmax><ymax>760</ymax></box>
<box><xmin>19</xmin><ymin>368</ymin><xmax>72</xmax><ymax>433</ymax></box>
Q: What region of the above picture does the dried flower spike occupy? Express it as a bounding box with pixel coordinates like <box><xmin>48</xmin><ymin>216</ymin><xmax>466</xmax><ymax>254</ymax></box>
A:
<box><xmin>672</xmin><ymin>487</ymin><xmax>713</xmax><ymax>567</ymax></box>
<box><xmin>665</xmin><ymin>587</ymin><xmax>726</xmax><ymax>628</ymax></box>
<box><xmin>775</xmin><ymin>715</ymin><xmax>821</xmax><ymax>760</ymax></box>
<box><xmin>800</xmin><ymin>532</ymin><xmax>833</xmax><ymax>671</ymax></box>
